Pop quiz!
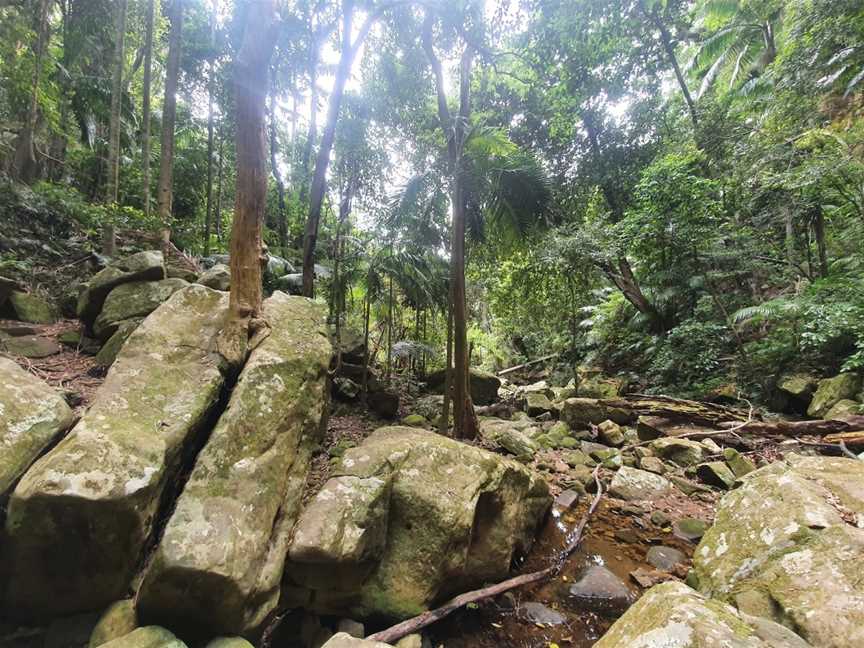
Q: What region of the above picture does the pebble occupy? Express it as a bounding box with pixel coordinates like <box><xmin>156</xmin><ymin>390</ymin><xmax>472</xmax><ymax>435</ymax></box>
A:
<box><xmin>520</xmin><ymin>601</ymin><xmax>566</xmax><ymax>625</ymax></box>
<box><xmin>645</xmin><ymin>546</ymin><xmax>686</xmax><ymax>571</ymax></box>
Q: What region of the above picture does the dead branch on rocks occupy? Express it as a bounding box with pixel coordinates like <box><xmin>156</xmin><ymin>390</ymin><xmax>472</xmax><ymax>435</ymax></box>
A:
<box><xmin>723</xmin><ymin>415</ymin><xmax>864</xmax><ymax>437</ymax></box>
<box><xmin>367</xmin><ymin>466</ymin><xmax>603</xmax><ymax>645</ymax></box>
<box><xmin>497</xmin><ymin>353</ymin><xmax>558</xmax><ymax>377</ymax></box>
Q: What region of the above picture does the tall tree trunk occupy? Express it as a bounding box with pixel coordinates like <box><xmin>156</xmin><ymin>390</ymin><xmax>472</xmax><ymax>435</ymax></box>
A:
<box><xmin>12</xmin><ymin>0</ymin><xmax>50</xmax><ymax>183</ymax></box>
<box><xmin>439</xmin><ymin>305</ymin><xmax>453</xmax><ymax>435</ymax></box>
<box><xmin>203</xmin><ymin>2</ymin><xmax>216</xmax><ymax>257</ymax></box>
<box><xmin>214</xmin><ymin>128</ymin><xmax>224</xmax><ymax>240</ymax></box>
<box><xmin>422</xmin><ymin>13</ymin><xmax>477</xmax><ymax>439</ymax></box>
<box><xmin>217</xmin><ymin>0</ymin><xmax>278</xmax><ymax>368</ymax></box>
<box><xmin>301</xmin><ymin>0</ymin><xmax>382</xmax><ymax>297</ymax></box>
<box><xmin>648</xmin><ymin>6</ymin><xmax>698</xmax><ymax>129</ymax></box>
<box><xmin>105</xmin><ymin>0</ymin><xmax>127</xmax><ymax>205</ymax></box>
<box><xmin>156</xmin><ymin>0</ymin><xmax>183</xmax><ymax>250</ymax></box>
<box><xmin>141</xmin><ymin>0</ymin><xmax>154</xmax><ymax>219</ymax></box>
<box><xmin>784</xmin><ymin>205</ymin><xmax>796</xmax><ymax>272</ymax></box>
<box><xmin>812</xmin><ymin>206</ymin><xmax>829</xmax><ymax>278</ymax></box>
<box><xmin>386</xmin><ymin>270</ymin><xmax>394</xmax><ymax>382</ymax></box>
<box><xmin>268</xmin><ymin>76</ymin><xmax>289</xmax><ymax>253</ymax></box>
<box><xmin>362</xmin><ymin>289</ymin><xmax>372</xmax><ymax>400</ymax></box>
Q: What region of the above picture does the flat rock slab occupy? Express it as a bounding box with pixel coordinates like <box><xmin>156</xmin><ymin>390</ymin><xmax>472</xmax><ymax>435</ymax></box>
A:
<box><xmin>0</xmin><ymin>357</ymin><xmax>74</xmax><ymax>496</ymax></box>
<box><xmin>138</xmin><ymin>293</ymin><xmax>331</xmax><ymax>637</ymax></box>
<box><xmin>0</xmin><ymin>334</ymin><xmax>61</xmax><ymax>358</ymax></box>
<box><xmin>2</xmin><ymin>286</ymin><xmax>229</xmax><ymax>620</ymax></box>
<box><xmin>594</xmin><ymin>581</ymin><xmax>811</xmax><ymax>648</ymax></box>
<box><xmin>77</xmin><ymin>251</ymin><xmax>165</xmax><ymax>327</ymax></box>
<box><xmin>693</xmin><ymin>454</ymin><xmax>864</xmax><ymax>648</ymax></box>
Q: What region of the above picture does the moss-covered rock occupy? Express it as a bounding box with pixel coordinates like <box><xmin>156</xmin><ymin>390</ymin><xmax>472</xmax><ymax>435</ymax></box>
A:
<box><xmin>77</xmin><ymin>251</ymin><xmax>165</xmax><ymax>328</ymax></box>
<box><xmin>480</xmin><ymin>418</ymin><xmax>539</xmax><ymax>460</ymax></box>
<box><xmin>692</xmin><ymin>454</ymin><xmax>864</xmax><ymax>647</ymax></box>
<box><xmin>98</xmin><ymin>626</ymin><xmax>186</xmax><ymax>648</ymax></box>
<box><xmin>524</xmin><ymin>391</ymin><xmax>553</xmax><ymax>416</ymax></box>
<box><xmin>560</xmin><ymin>398</ymin><xmax>631</xmax><ymax>429</ymax></box>
<box><xmin>95</xmin><ymin>319</ymin><xmax>142</xmax><ymax>368</ymax></box>
<box><xmin>284</xmin><ymin>427</ymin><xmax>550</xmax><ymax>620</ymax></box>
<box><xmin>650</xmin><ymin>437</ymin><xmax>705</xmax><ymax>467</ymax></box>
<box><xmin>197</xmin><ymin>264</ymin><xmax>230</xmax><ymax>291</ymax></box>
<box><xmin>401</xmin><ymin>414</ymin><xmax>429</xmax><ymax>428</ymax></box>
<box><xmin>3</xmin><ymin>286</ymin><xmax>229</xmax><ymax>620</ymax></box>
<box><xmin>138</xmin><ymin>294</ymin><xmax>331</xmax><ymax>637</ymax></box>
<box><xmin>777</xmin><ymin>373</ymin><xmax>818</xmax><ymax>399</ymax></box>
<box><xmin>0</xmin><ymin>357</ymin><xmax>74</xmax><ymax>495</ymax></box>
<box><xmin>825</xmin><ymin>398</ymin><xmax>860</xmax><ymax>419</ymax></box>
<box><xmin>807</xmin><ymin>373</ymin><xmax>862</xmax><ymax>418</ymax></box>
<box><xmin>0</xmin><ymin>334</ymin><xmax>60</xmax><ymax>358</ymax></box>
<box><xmin>93</xmin><ymin>278</ymin><xmax>189</xmax><ymax>340</ymax></box>
<box><xmin>8</xmin><ymin>290</ymin><xmax>58</xmax><ymax>324</ymax></box>
<box><xmin>594</xmin><ymin>581</ymin><xmax>810</xmax><ymax>648</ymax></box>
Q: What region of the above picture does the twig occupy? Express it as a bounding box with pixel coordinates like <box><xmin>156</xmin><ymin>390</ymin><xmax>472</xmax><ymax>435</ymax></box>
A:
<box><xmin>367</xmin><ymin>466</ymin><xmax>604</xmax><ymax>644</ymax></box>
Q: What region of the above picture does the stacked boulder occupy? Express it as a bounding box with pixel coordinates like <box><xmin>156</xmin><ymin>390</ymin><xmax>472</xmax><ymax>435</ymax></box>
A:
<box><xmin>776</xmin><ymin>371</ymin><xmax>862</xmax><ymax>419</ymax></box>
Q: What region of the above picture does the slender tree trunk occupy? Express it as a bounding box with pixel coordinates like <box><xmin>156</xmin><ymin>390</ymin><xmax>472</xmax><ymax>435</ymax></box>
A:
<box><xmin>268</xmin><ymin>77</ymin><xmax>289</xmax><ymax>253</ymax></box>
<box><xmin>105</xmin><ymin>0</ymin><xmax>127</xmax><ymax>205</ymax></box>
<box><xmin>298</xmin><ymin>34</ymin><xmax>319</xmax><ymax>206</ymax></box>
<box><xmin>12</xmin><ymin>0</ymin><xmax>50</xmax><ymax>183</ymax></box>
<box><xmin>218</xmin><ymin>0</ymin><xmax>278</xmax><ymax>368</ymax></box>
<box><xmin>301</xmin><ymin>0</ymin><xmax>381</xmax><ymax>297</ymax></box>
<box><xmin>440</xmin><ymin>305</ymin><xmax>453</xmax><ymax>435</ymax></box>
<box><xmin>813</xmin><ymin>206</ymin><xmax>829</xmax><ymax>278</ymax></box>
<box><xmin>215</xmin><ymin>129</ymin><xmax>224</xmax><ymax>240</ymax></box>
<box><xmin>784</xmin><ymin>205</ymin><xmax>796</xmax><ymax>272</ymax></box>
<box><xmin>386</xmin><ymin>271</ymin><xmax>394</xmax><ymax>382</ymax></box>
<box><xmin>645</xmin><ymin>4</ymin><xmax>698</xmax><ymax>129</ymax></box>
<box><xmin>203</xmin><ymin>2</ymin><xmax>217</xmax><ymax>257</ymax></box>
<box><xmin>141</xmin><ymin>0</ymin><xmax>154</xmax><ymax>219</ymax></box>
<box><xmin>362</xmin><ymin>290</ymin><xmax>372</xmax><ymax>400</ymax></box>
<box><xmin>156</xmin><ymin>0</ymin><xmax>183</xmax><ymax>249</ymax></box>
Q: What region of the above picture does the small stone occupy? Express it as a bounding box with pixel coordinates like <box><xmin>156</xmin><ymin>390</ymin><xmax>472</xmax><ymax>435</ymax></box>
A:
<box><xmin>650</xmin><ymin>510</ymin><xmax>671</xmax><ymax>527</ymax></box>
<box><xmin>701</xmin><ymin>438</ymin><xmax>722</xmax><ymax>454</ymax></box>
<box><xmin>581</xmin><ymin>440</ymin><xmax>610</xmax><ymax>456</ymax></box>
<box><xmin>521</xmin><ymin>601</ymin><xmax>566</xmax><ymax>625</ymax></box>
<box><xmin>645</xmin><ymin>546</ymin><xmax>686</xmax><ymax>571</ymax></box>
<box><xmin>569</xmin><ymin>565</ymin><xmax>633</xmax><ymax>615</ymax></box>
<box><xmin>667</xmin><ymin>474</ymin><xmax>712</xmax><ymax>495</ymax></box>
<box><xmin>629</xmin><ymin>567</ymin><xmax>673</xmax><ymax>589</ymax></box>
<box><xmin>555</xmin><ymin>488</ymin><xmax>581</xmax><ymax>510</ymax></box>
<box><xmin>638</xmin><ymin>456</ymin><xmax>666</xmax><ymax>474</ymax></box>
<box><xmin>696</xmin><ymin>461</ymin><xmax>736</xmax><ymax>489</ymax></box>
<box><xmin>562</xmin><ymin>449</ymin><xmax>595</xmax><ymax>467</ymax></box>
<box><xmin>597</xmin><ymin>420</ymin><xmax>625</xmax><ymax>447</ymax></box>
<box><xmin>609</xmin><ymin>466</ymin><xmax>673</xmax><ymax>501</ymax></box>
<box><xmin>614</xmin><ymin>529</ymin><xmax>640</xmax><ymax>544</ymax></box>
<box><xmin>401</xmin><ymin>414</ymin><xmax>428</xmax><ymax>428</ymax></box>
<box><xmin>722</xmin><ymin>448</ymin><xmax>756</xmax><ymax>478</ymax></box>
<box><xmin>673</xmin><ymin>518</ymin><xmax>707</xmax><ymax>542</ymax></box>
<box><xmin>336</xmin><ymin>619</ymin><xmax>364</xmax><ymax>639</ymax></box>
<box><xmin>650</xmin><ymin>438</ymin><xmax>705</xmax><ymax>467</ymax></box>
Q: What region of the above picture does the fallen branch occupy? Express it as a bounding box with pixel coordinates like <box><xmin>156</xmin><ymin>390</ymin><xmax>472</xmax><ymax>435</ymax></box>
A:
<box><xmin>723</xmin><ymin>415</ymin><xmax>864</xmax><ymax>437</ymax></box>
<box><xmin>497</xmin><ymin>353</ymin><xmax>558</xmax><ymax>377</ymax></box>
<box><xmin>367</xmin><ymin>466</ymin><xmax>603</xmax><ymax>645</ymax></box>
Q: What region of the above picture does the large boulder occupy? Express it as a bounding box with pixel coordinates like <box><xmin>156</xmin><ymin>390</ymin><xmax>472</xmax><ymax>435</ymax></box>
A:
<box><xmin>93</xmin><ymin>278</ymin><xmax>189</xmax><ymax>340</ymax></box>
<box><xmin>95</xmin><ymin>319</ymin><xmax>143</xmax><ymax>368</ymax></box>
<box><xmin>0</xmin><ymin>357</ymin><xmax>75</xmax><ymax>496</ymax></box>
<box><xmin>138</xmin><ymin>293</ymin><xmax>331</xmax><ymax>638</ymax></box>
<box><xmin>2</xmin><ymin>286</ymin><xmax>230</xmax><ymax>620</ymax></box>
<box><xmin>7</xmin><ymin>290</ymin><xmax>58</xmax><ymax>324</ymax></box>
<box><xmin>77</xmin><ymin>251</ymin><xmax>165</xmax><ymax>327</ymax></box>
<box><xmin>560</xmin><ymin>398</ymin><xmax>631</xmax><ymax>429</ymax></box>
<box><xmin>197</xmin><ymin>264</ymin><xmax>230</xmax><ymax>291</ymax></box>
<box><xmin>807</xmin><ymin>373</ymin><xmax>862</xmax><ymax>418</ymax></box>
<box><xmin>426</xmin><ymin>368</ymin><xmax>501</xmax><ymax>406</ymax></box>
<box><xmin>283</xmin><ymin>427</ymin><xmax>550</xmax><ymax>620</ymax></box>
<box><xmin>595</xmin><ymin>581</ymin><xmax>811</xmax><ymax>648</ymax></box>
<box><xmin>692</xmin><ymin>454</ymin><xmax>864</xmax><ymax>648</ymax></box>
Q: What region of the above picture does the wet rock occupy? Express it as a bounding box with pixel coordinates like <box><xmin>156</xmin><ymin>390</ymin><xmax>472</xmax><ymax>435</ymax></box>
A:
<box><xmin>649</xmin><ymin>437</ymin><xmax>705</xmax><ymax>467</ymax></box>
<box><xmin>77</xmin><ymin>251</ymin><xmax>165</xmax><ymax>328</ymax></box>
<box><xmin>425</xmin><ymin>368</ymin><xmax>501</xmax><ymax>405</ymax></box>
<box><xmin>597</xmin><ymin>420</ymin><xmax>625</xmax><ymax>447</ymax></box>
<box><xmin>321</xmin><ymin>634</ymin><xmax>393</xmax><ymax>648</ymax></box>
<box><xmin>284</xmin><ymin>427</ymin><xmax>550</xmax><ymax>620</ymax></box>
<box><xmin>197</xmin><ymin>263</ymin><xmax>231</xmax><ymax>291</ymax></box>
<box><xmin>3</xmin><ymin>286</ymin><xmax>229</xmax><ymax>620</ymax></box>
<box><xmin>693</xmin><ymin>455</ymin><xmax>864</xmax><ymax>647</ymax></box>
<box><xmin>609</xmin><ymin>467</ymin><xmax>673</xmax><ymax>502</ymax></box>
<box><xmin>723</xmin><ymin>448</ymin><xmax>756</xmax><ymax>478</ymax></box>
<box><xmin>569</xmin><ymin>565</ymin><xmax>634</xmax><ymax>615</ymax></box>
<box><xmin>594</xmin><ymin>581</ymin><xmax>811</xmax><ymax>648</ymax></box>
<box><xmin>808</xmin><ymin>373</ymin><xmax>862</xmax><ymax>418</ymax></box>
<box><xmin>93</xmin><ymin>278</ymin><xmax>189</xmax><ymax>340</ymax></box>
<box><xmin>89</xmin><ymin>600</ymin><xmax>137</xmax><ymax>647</ymax></box>
<box><xmin>555</xmin><ymin>488</ymin><xmax>580</xmax><ymax>510</ymax></box>
<box><xmin>0</xmin><ymin>356</ymin><xmax>74</xmax><ymax>496</ymax></box>
<box><xmin>524</xmin><ymin>391</ymin><xmax>553</xmax><ymax>417</ymax></box>
<box><xmin>94</xmin><ymin>319</ymin><xmax>141</xmax><ymax>368</ymax></box>
<box><xmin>0</xmin><ymin>334</ymin><xmax>60</xmax><ymax>358</ymax></box>
<box><xmin>368</xmin><ymin>390</ymin><xmax>399</xmax><ymax>418</ymax></box>
<box><xmin>138</xmin><ymin>294</ymin><xmax>331</xmax><ymax>637</ymax></box>
<box><xmin>520</xmin><ymin>602</ymin><xmax>565</xmax><ymax>625</ymax></box>
<box><xmin>646</xmin><ymin>546</ymin><xmax>686</xmax><ymax>571</ymax></box>
<box><xmin>614</xmin><ymin>528</ymin><xmax>640</xmax><ymax>544</ymax></box>
<box><xmin>696</xmin><ymin>461</ymin><xmax>736</xmax><ymax>489</ymax></box>
<box><xmin>673</xmin><ymin>518</ymin><xmax>707</xmax><ymax>542</ymax></box>
<box><xmin>98</xmin><ymin>627</ymin><xmax>186</xmax><ymax>648</ymax></box>
<box><xmin>8</xmin><ymin>291</ymin><xmax>58</xmax><ymax>324</ymax></box>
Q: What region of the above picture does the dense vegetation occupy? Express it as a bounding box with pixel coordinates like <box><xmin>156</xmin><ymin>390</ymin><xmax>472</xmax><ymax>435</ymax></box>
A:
<box><xmin>2</xmin><ymin>0</ymin><xmax>863</xmax><ymax>416</ymax></box>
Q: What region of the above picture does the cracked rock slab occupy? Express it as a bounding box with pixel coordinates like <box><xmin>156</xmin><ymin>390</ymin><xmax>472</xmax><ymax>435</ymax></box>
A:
<box><xmin>2</xmin><ymin>285</ymin><xmax>229</xmax><ymax>620</ymax></box>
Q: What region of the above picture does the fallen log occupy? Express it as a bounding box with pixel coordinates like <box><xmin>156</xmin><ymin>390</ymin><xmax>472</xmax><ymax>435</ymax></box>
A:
<box><xmin>722</xmin><ymin>415</ymin><xmax>864</xmax><ymax>437</ymax></box>
<box><xmin>606</xmin><ymin>394</ymin><xmax>752</xmax><ymax>427</ymax></box>
<box><xmin>367</xmin><ymin>465</ymin><xmax>603</xmax><ymax>645</ymax></box>
<box><xmin>497</xmin><ymin>353</ymin><xmax>558</xmax><ymax>377</ymax></box>
<box><xmin>823</xmin><ymin>431</ymin><xmax>864</xmax><ymax>447</ymax></box>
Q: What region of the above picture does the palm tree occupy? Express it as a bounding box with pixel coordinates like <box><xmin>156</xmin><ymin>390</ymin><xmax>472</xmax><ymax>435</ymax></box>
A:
<box><xmin>689</xmin><ymin>0</ymin><xmax>783</xmax><ymax>98</ymax></box>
